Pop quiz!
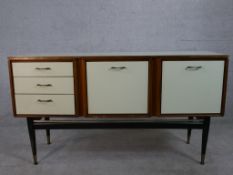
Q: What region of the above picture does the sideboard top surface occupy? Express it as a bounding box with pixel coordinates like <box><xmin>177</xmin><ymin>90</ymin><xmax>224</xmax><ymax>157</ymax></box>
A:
<box><xmin>8</xmin><ymin>51</ymin><xmax>228</xmax><ymax>59</ymax></box>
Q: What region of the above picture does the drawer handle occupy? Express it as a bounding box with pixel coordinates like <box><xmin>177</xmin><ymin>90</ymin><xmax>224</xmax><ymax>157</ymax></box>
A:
<box><xmin>185</xmin><ymin>66</ymin><xmax>202</xmax><ymax>71</ymax></box>
<box><xmin>109</xmin><ymin>66</ymin><xmax>127</xmax><ymax>70</ymax></box>
<box><xmin>37</xmin><ymin>99</ymin><xmax>53</xmax><ymax>103</ymax></box>
<box><xmin>36</xmin><ymin>84</ymin><xmax>52</xmax><ymax>87</ymax></box>
<box><xmin>35</xmin><ymin>67</ymin><xmax>51</xmax><ymax>70</ymax></box>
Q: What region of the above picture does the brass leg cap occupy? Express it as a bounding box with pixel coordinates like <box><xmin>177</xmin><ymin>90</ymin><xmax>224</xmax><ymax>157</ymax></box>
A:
<box><xmin>33</xmin><ymin>155</ymin><xmax>38</xmax><ymax>165</ymax></box>
<box><xmin>200</xmin><ymin>154</ymin><xmax>205</xmax><ymax>165</ymax></box>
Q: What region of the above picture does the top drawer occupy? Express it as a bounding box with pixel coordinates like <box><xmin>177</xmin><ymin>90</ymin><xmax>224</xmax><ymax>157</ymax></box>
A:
<box><xmin>12</xmin><ymin>62</ymin><xmax>73</xmax><ymax>77</ymax></box>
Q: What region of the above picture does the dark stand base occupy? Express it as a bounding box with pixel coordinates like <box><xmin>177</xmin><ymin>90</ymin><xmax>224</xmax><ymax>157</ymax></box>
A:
<box><xmin>187</xmin><ymin>116</ymin><xmax>194</xmax><ymax>144</ymax></box>
<box><xmin>26</xmin><ymin>117</ymin><xmax>210</xmax><ymax>165</ymax></box>
<box><xmin>45</xmin><ymin>117</ymin><xmax>51</xmax><ymax>144</ymax></box>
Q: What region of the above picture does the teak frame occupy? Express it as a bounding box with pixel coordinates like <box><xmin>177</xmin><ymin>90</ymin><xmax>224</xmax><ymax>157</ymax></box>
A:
<box><xmin>8</xmin><ymin>55</ymin><xmax>228</xmax><ymax>117</ymax></box>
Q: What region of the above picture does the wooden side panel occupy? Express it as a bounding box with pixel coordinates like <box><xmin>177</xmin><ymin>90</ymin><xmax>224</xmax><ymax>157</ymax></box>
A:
<box><xmin>73</xmin><ymin>59</ymin><xmax>79</xmax><ymax>116</ymax></box>
<box><xmin>78</xmin><ymin>59</ymin><xmax>88</xmax><ymax>116</ymax></box>
<box><xmin>150</xmin><ymin>58</ymin><xmax>162</xmax><ymax>116</ymax></box>
<box><xmin>8</xmin><ymin>59</ymin><xmax>17</xmax><ymax>116</ymax></box>
<box><xmin>220</xmin><ymin>58</ymin><xmax>229</xmax><ymax>115</ymax></box>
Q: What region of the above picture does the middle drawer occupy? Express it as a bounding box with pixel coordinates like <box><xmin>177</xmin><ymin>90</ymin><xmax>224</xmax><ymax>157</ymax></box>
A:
<box><xmin>14</xmin><ymin>77</ymin><xmax>74</xmax><ymax>94</ymax></box>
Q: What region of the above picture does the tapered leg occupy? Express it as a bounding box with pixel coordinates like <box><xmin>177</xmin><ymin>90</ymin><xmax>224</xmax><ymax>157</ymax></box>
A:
<box><xmin>27</xmin><ymin>118</ymin><xmax>38</xmax><ymax>165</ymax></box>
<box><xmin>201</xmin><ymin>117</ymin><xmax>210</xmax><ymax>165</ymax></box>
<box><xmin>187</xmin><ymin>117</ymin><xmax>194</xmax><ymax>144</ymax></box>
<box><xmin>45</xmin><ymin>118</ymin><xmax>51</xmax><ymax>144</ymax></box>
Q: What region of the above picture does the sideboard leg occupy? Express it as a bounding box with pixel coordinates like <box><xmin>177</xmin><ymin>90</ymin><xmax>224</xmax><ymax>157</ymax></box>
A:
<box><xmin>45</xmin><ymin>118</ymin><xmax>51</xmax><ymax>144</ymax></box>
<box><xmin>187</xmin><ymin>117</ymin><xmax>194</xmax><ymax>144</ymax></box>
<box><xmin>200</xmin><ymin>117</ymin><xmax>210</xmax><ymax>165</ymax></box>
<box><xmin>27</xmin><ymin>118</ymin><xmax>38</xmax><ymax>165</ymax></box>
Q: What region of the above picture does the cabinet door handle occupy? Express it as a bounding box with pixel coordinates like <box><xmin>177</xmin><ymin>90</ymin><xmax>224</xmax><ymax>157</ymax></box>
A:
<box><xmin>36</xmin><ymin>84</ymin><xmax>52</xmax><ymax>87</ymax></box>
<box><xmin>185</xmin><ymin>66</ymin><xmax>202</xmax><ymax>71</ymax></box>
<box><xmin>35</xmin><ymin>67</ymin><xmax>51</xmax><ymax>70</ymax></box>
<box><xmin>109</xmin><ymin>66</ymin><xmax>127</xmax><ymax>70</ymax></box>
<box><xmin>37</xmin><ymin>99</ymin><xmax>53</xmax><ymax>103</ymax></box>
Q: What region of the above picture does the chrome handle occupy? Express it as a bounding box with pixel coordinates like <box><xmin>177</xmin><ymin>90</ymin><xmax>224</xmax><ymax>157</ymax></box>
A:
<box><xmin>37</xmin><ymin>99</ymin><xmax>53</xmax><ymax>103</ymax></box>
<box><xmin>109</xmin><ymin>66</ymin><xmax>127</xmax><ymax>70</ymax></box>
<box><xmin>36</xmin><ymin>84</ymin><xmax>52</xmax><ymax>87</ymax></box>
<box><xmin>185</xmin><ymin>66</ymin><xmax>202</xmax><ymax>71</ymax></box>
<box><xmin>35</xmin><ymin>67</ymin><xmax>51</xmax><ymax>70</ymax></box>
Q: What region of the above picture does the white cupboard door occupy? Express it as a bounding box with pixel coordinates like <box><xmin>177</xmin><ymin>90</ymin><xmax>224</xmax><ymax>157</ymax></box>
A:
<box><xmin>87</xmin><ymin>61</ymin><xmax>148</xmax><ymax>114</ymax></box>
<box><xmin>161</xmin><ymin>61</ymin><xmax>225</xmax><ymax>114</ymax></box>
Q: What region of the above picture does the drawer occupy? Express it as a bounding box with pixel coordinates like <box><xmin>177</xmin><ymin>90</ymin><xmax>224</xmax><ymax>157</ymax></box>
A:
<box><xmin>14</xmin><ymin>77</ymin><xmax>74</xmax><ymax>94</ymax></box>
<box><xmin>15</xmin><ymin>95</ymin><xmax>75</xmax><ymax>115</ymax></box>
<box><xmin>161</xmin><ymin>61</ymin><xmax>225</xmax><ymax>114</ymax></box>
<box><xmin>12</xmin><ymin>62</ymin><xmax>73</xmax><ymax>76</ymax></box>
<box><xmin>87</xmin><ymin>61</ymin><xmax>148</xmax><ymax>114</ymax></box>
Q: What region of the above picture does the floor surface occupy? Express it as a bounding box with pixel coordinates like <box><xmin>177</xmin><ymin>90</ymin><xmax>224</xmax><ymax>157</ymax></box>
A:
<box><xmin>1</xmin><ymin>115</ymin><xmax>233</xmax><ymax>175</ymax></box>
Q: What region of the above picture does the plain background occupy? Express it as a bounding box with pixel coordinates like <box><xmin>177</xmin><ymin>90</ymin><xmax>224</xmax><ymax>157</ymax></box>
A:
<box><xmin>0</xmin><ymin>0</ymin><xmax>233</xmax><ymax>174</ymax></box>
<box><xmin>1</xmin><ymin>0</ymin><xmax>233</xmax><ymax>117</ymax></box>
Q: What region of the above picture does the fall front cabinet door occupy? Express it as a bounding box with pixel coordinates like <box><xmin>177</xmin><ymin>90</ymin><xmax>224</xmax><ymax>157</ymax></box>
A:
<box><xmin>161</xmin><ymin>61</ymin><xmax>225</xmax><ymax>114</ymax></box>
<box><xmin>86</xmin><ymin>61</ymin><xmax>148</xmax><ymax>114</ymax></box>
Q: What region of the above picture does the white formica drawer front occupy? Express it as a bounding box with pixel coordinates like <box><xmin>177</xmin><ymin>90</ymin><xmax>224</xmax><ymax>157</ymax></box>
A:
<box><xmin>12</xmin><ymin>62</ymin><xmax>73</xmax><ymax>76</ymax></box>
<box><xmin>14</xmin><ymin>77</ymin><xmax>74</xmax><ymax>94</ymax></box>
<box><xmin>161</xmin><ymin>61</ymin><xmax>225</xmax><ymax>114</ymax></box>
<box><xmin>15</xmin><ymin>95</ymin><xmax>75</xmax><ymax>115</ymax></box>
<box><xmin>87</xmin><ymin>61</ymin><xmax>148</xmax><ymax>114</ymax></box>
<box><xmin>12</xmin><ymin>61</ymin><xmax>75</xmax><ymax>115</ymax></box>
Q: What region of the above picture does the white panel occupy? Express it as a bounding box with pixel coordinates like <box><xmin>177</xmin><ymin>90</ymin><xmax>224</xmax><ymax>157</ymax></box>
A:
<box><xmin>14</xmin><ymin>77</ymin><xmax>74</xmax><ymax>94</ymax></box>
<box><xmin>15</xmin><ymin>95</ymin><xmax>75</xmax><ymax>115</ymax></box>
<box><xmin>87</xmin><ymin>61</ymin><xmax>148</xmax><ymax>114</ymax></box>
<box><xmin>12</xmin><ymin>62</ymin><xmax>73</xmax><ymax>76</ymax></box>
<box><xmin>161</xmin><ymin>61</ymin><xmax>225</xmax><ymax>114</ymax></box>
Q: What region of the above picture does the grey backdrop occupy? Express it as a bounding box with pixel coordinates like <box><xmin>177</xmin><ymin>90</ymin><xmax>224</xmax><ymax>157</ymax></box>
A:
<box><xmin>1</xmin><ymin>0</ymin><xmax>233</xmax><ymax>174</ymax></box>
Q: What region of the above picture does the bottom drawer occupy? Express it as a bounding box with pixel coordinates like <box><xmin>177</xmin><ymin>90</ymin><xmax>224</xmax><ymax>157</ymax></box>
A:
<box><xmin>15</xmin><ymin>95</ymin><xmax>75</xmax><ymax>115</ymax></box>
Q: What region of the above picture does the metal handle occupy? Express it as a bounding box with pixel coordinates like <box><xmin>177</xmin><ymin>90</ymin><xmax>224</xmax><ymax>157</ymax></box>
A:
<box><xmin>37</xmin><ymin>99</ymin><xmax>53</xmax><ymax>103</ymax></box>
<box><xmin>36</xmin><ymin>84</ymin><xmax>52</xmax><ymax>87</ymax></box>
<box><xmin>185</xmin><ymin>66</ymin><xmax>202</xmax><ymax>71</ymax></box>
<box><xmin>109</xmin><ymin>66</ymin><xmax>127</xmax><ymax>70</ymax></box>
<box><xmin>35</xmin><ymin>67</ymin><xmax>51</xmax><ymax>70</ymax></box>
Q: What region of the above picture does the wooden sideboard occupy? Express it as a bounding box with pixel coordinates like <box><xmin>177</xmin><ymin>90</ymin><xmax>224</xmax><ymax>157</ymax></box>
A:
<box><xmin>8</xmin><ymin>52</ymin><xmax>229</xmax><ymax>165</ymax></box>
<box><xmin>9</xmin><ymin>53</ymin><xmax>228</xmax><ymax>118</ymax></box>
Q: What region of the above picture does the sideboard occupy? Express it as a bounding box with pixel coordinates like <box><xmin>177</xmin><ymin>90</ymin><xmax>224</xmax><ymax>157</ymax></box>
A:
<box><xmin>8</xmin><ymin>52</ymin><xmax>229</xmax><ymax>165</ymax></box>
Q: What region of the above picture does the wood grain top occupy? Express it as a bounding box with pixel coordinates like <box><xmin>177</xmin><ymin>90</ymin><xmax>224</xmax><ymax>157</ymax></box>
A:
<box><xmin>8</xmin><ymin>51</ymin><xmax>228</xmax><ymax>59</ymax></box>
